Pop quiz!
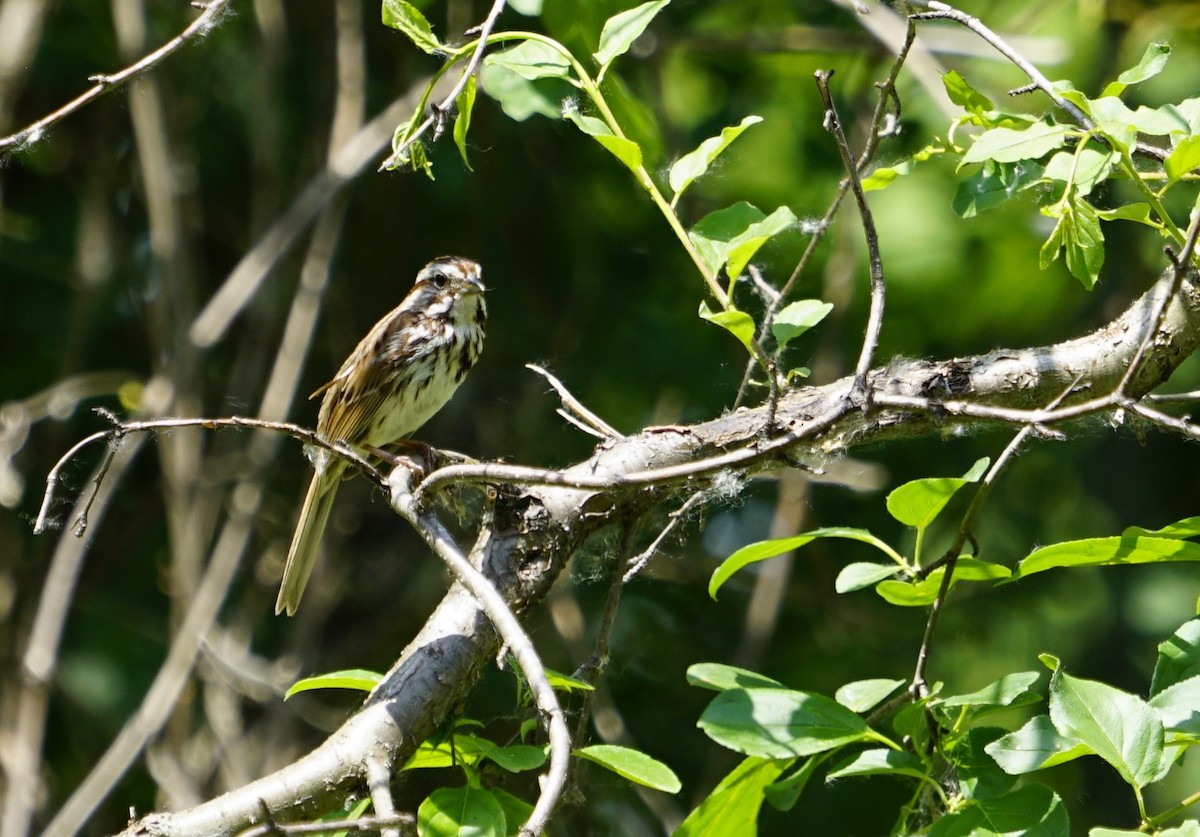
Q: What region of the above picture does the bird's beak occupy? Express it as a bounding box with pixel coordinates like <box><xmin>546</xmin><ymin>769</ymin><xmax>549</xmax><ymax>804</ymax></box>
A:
<box><xmin>464</xmin><ymin>274</ymin><xmax>487</xmax><ymax>295</ymax></box>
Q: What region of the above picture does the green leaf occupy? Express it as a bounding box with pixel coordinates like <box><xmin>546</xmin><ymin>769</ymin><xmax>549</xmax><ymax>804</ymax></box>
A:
<box><xmin>954</xmin><ymin>727</ymin><xmax>1018</xmax><ymax>800</ymax></box>
<box><xmin>668</xmin><ymin>115</ymin><xmax>762</xmax><ymax>201</ymax></box>
<box><xmin>479</xmin><ymin>59</ymin><xmax>564</xmax><ymax>122</ymax></box>
<box><xmin>490</xmin><ymin>789</ymin><xmax>534</xmax><ymax>837</ymax></box>
<box><xmin>936</xmin><ymin>672</ymin><xmax>1042</xmax><ymax>722</ymax></box>
<box><xmin>564</xmin><ymin>109</ymin><xmax>644</xmax><ymax>171</ymax></box>
<box><xmin>698</xmin><ymin>688</ymin><xmax>875</xmax><ymax>759</ymax></box>
<box><xmin>985</xmin><ymin>714</ymin><xmax>1091</xmax><ymax>774</ymax></box>
<box><xmin>418</xmin><ymin>786</ymin><xmax>506</xmax><ymax>837</ymax></box>
<box><xmin>1166</xmin><ymin>134</ymin><xmax>1200</xmax><ymax>186</ymax></box>
<box><xmin>1151</xmin><ymin>618</ymin><xmax>1200</xmax><ymax>696</ymax></box>
<box><xmin>834</xmin><ymin>561</ymin><xmax>902</xmax><ymax>593</ymax></box>
<box><xmin>826</xmin><ymin>748</ymin><xmax>925</xmax><ymax>781</ymax></box>
<box><xmin>470</xmin><ymin>737</ymin><xmax>546</xmax><ymax>772</ymax></box>
<box><xmin>698</xmin><ymin>301</ymin><xmax>757</xmax><ymax>356</ymax></box>
<box><xmin>961</xmin><ymin>123</ymin><xmax>1070</xmax><ymax>165</ymax></box>
<box><xmin>1148</xmin><ymin>675</ymin><xmax>1200</xmax><ymax>736</ymax></box>
<box><xmin>673</xmin><ymin>758</ymin><xmax>788</xmax><ymax>837</ymax></box>
<box><xmin>1094</xmin><ymin>203</ymin><xmax>1159</xmax><ymax>228</ymax></box>
<box><xmin>761</xmin><ymin>757</ymin><xmax>819</xmax><ymax>811</ymax></box>
<box><xmin>574</xmin><ymin>744</ymin><xmax>682</xmax><ymax>792</ymax></box>
<box><xmin>859</xmin><ymin>143</ymin><xmax>946</xmax><ymax>192</ymax></box>
<box><xmin>1011</xmin><ymin>535</ymin><xmax>1200</xmax><ymax>581</ymax></box>
<box><xmin>1041</xmin><ymin>147</ymin><xmax>1116</xmax><ymax>197</ymax></box>
<box><xmin>771</xmin><ymin>299</ymin><xmax>832</xmax><ymax>348</ymax></box>
<box><xmin>885</xmin><ymin>457</ymin><xmax>989</xmax><ymax>529</ymax></box>
<box><xmin>381</xmin><ymin>0</ymin><xmax>441</xmax><ymax>54</ymax></box>
<box><xmin>507</xmin><ymin>0</ymin><xmax>543</xmax><ymax>14</ymax></box>
<box><xmin>942</xmin><ymin>70</ymin><xmax>994</xmax><ymax>114</ymax></box>
<box><xmin>953</xmin><ymin>159</ymin><xmax>1044</xmax><ymax>218</ymax></box>
<box><xmin>545</xmin><ymin>667</ymin><xmax>595</xmax><ymax>693</ymax></box>
<box><xmin>594</xmin><ymin>0</ymin><xmax>670</xmax><ymax>71</ymax></box>
<box><xmin>453</xmin><ymin>75</ymin><xmax>477</xmax><ymax>170</ymax></box>
<box><xmin>834</xmin><ymin>678</ymin><xmax>904</xmax><ymax>713</ymax></box>
<box><xmin>1040</xmin><ymin>194</ymin><xmax>1104</xmax><ymax>289</ymax></box>
<box><xmin>710</xmin><ymin>526</ymin><xmax>904</xmax><ymax>599</ymax></box>
<box><xmin>688</xmin><ymin>202</ymin><xmax>798</xmax><ymax>279</ymax></box>
<box><xmin>1049</xmin><ymin>667</ymin><xmax>1167</xmax><ymax>788</ymax></box>
<box><xmin>927</xmin><ymin>784</ymin><xmax>1068</xmax><ymax>837</ymax></box>
<box><xmin>686</xmin><ymin>662</ymin><xmax>786</xmax><ymax>692</ymax></box>
<box><xmin>404</xmin><ymin>740</ymin><xmax>456</xmax><ymax>770</ymax></box>
<box><xmin>284</xmin><ymin>668</ymin><xmax>382</xmax><ymax>699</ymax></box>
<box><xmin>485</xmin><ymin>39</ymin><xmax>572</xmax><ymax>81</ymax></box>
<box><xmin>1103</xmin><ymin>42</ymin><xmax>1171</xmax><ymax>96</ymax></box>
<box><xmin>1126</xmin><ymin>516</ymin><xmax>1200</xmax><ymax>540</ymax></box>
<box><xmin>875</xmin><ymin>558</ymin><xmax>1010</xmax><ymax>606</ymax></box>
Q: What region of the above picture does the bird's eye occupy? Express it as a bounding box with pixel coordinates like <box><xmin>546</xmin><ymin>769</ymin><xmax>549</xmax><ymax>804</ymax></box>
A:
<box><xmin>430</xmin><ymin>272</ymin><xmax>449</xmax><ymax>289</ymax></box>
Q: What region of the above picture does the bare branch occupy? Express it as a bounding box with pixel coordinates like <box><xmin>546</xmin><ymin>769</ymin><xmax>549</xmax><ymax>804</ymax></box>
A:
<box><xmin>528</xmin><ymin>363</ymin><xmax>623</xmax><ymax>440</ymax></box>
<box><xmin>0</xmin><ymin>0</ymin><xmax>234</xmax><ymax>152</ymax></box>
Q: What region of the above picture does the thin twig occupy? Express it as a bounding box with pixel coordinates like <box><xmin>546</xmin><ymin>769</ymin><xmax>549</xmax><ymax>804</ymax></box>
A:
<box><xmin>388</xmin><ymin>466</ymin><xmax>570</xmax><ymax>837</ymax></box>
<box><xmin>34</xmin><ymin>415</ymin><xmax>384</xmax><ymax>535</ymax></box>
<box><xmin>623</xmin><ymin>492</ymin><xmax>706</xmax><ymax>583</ymax></box>
<box><xmin>0</xmin><ymin>0</ymin><xmax>234</xmax><ymax>152</ymax></box>
<box><xmin>377</xmin><ymin>0</ymin><xmax>507</xmax><ymax>172</ymax></box>
<box><xmin>908</xmin><ymin>1</ymin><xmax>1093</xmax><ymax>130</ymax></box>
<box><xmin>528</xmin><ymin>364</ymin><xmax>623</xmax><ymax>439</ymax></box>
<box><xmin>910</xmin><ymin>374</ymin><xmax>1084</xmax><ymax>697</ymax></box>
<box><xmin>814</xmin><ymin>69</ymin><xmax>886</xmax><ymax>402</ymax></box>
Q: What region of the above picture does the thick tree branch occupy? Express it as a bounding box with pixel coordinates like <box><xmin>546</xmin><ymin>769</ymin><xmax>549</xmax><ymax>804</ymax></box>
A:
<box><xmin>119</xmin><ymin>267</ymin><xmax>1200</xmax><ymax>836</ymax></box>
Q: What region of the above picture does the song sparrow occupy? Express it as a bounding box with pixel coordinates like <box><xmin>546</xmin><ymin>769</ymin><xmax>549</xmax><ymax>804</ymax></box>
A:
<box><xmin>275</xmin><ymin>256</ymin><xmax>487</xmax><ymax>616</ymax></box>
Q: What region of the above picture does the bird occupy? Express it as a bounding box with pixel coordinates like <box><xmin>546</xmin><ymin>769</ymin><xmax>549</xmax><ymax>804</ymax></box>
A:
<box><xmin>275</xmin><ymin>255</ymin><xmax>487</xmax><ymax>616</ymax></box>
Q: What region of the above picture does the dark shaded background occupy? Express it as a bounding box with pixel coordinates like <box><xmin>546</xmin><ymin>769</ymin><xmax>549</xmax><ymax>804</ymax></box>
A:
<box><xmin>2</xmin><ymin>0</ymin><xmax>1199</xmax><ymax>834</ymax></box>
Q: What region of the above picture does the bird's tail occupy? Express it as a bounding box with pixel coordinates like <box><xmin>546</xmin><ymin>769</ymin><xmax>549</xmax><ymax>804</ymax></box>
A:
<box><xmin>275</xmin><ymin>465</ymin><xmax>341</xmax><ymax>616</ymax></box>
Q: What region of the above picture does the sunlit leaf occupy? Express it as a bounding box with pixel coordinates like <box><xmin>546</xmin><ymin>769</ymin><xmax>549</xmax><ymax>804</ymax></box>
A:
<box><xmin>381</xmin><ymin>0</ymin><xmax>441</xmax><ymax>54</ymax></box>
<box><xmin>1103</xmin><ymin>42</ymin><xmax>1170</xmax><ymax>96</ymax></box>
<box><xmin>1049</xmin><ymin>667</ymin><xmax>1167</xmax><ymax>788</ymax></box>
<box><xmin>487</xmin><ymin>39</ymin><xmax>572</xmax><ymax>81</ymax></box>
<box><xmin>1011</xmin><ymin>535</ymin><xmax>1200</xmax><ymax>580</ymax></box>
<box><xmin>689</xmin><ymin>202</ymin><xmax>798</xmax><ymax>279</ymax></box>
<box><xmin>1151</xmin><ymin>618</ymin><xmax>1200</xmax><ymax>697</ymax></box>
<box><xmin>674</xmin><ymin>758</ymin><xmax>788</xmax><ymax>836</ymax></box>
<box><xmin>875</xmin><ymin>558</ymin><xmax>1010</xmax><ymax>606</ymax></box>
<box><xmin>594</xmin><ymin>0</ymin><xmax>670</xmax><ymax>70</ymax></box>
<box><xmin>710</xmin><ymin>526</ymin><xmax>904</xmax><ymax>599</ymax></box>
<box><xmin>453</xmin><ymin>75</ymin><xmax>477</xmax><ymax>170</ymax></box>
<box><xmin>985</xmin><ymin>714</ymin><xmax>1091</xmax><ymax>774</ymax></box>
<box><xmin>575</xmin><ymin>744</ymin><xmax>681</xmax><ymax>792</ymax></box>
<box><xmin>698</xmin><ymin>688</ymin><xmax>876</xmax><ymax>759</ymax></box>
<box><xmin>961</xmin><ymin>123</ymin><xmax>1070</xmax><ymax>165</ymax></box>
<box><xmin>284</xmin><ymin>669</ymin><xmax>382</xmax><ymax>699</ymax></box>
<box><xmin>827</xmin><ymin>748</ymin><xmax>924</xmax><ymax>781</ymax></box>
<box><xmin>834</xmin><ymin>561</ymin><xmax>902</xmax><ymax>593</ymax></box>
<box><xmin>1041</xmin><ymin>147</ymin><xmax>1115</xmax><ymax>197</ymax></box>
<box><xmin>1166</xmin><ymin>134</ymin><xmax>1200</xmax><ymax>186</ymax></box>
<box><xmin>834</xmin><ymin>679</ymin><xmax>904</xmax><ymax>713</ymax></box>
<box><xmin>942</xmin><ymin>70</ymin><xmax>994</xmax><ymax>115</ymax></box>
<box><xmin>698</xmin><ymin>301</ymin><xmax>756</xmax><ymax>356</ymax></box>
<box><xmin>771</xmin><ymin>299</ymin><xmax>832</xmax><ymax>348</ymax></box>
<box><xmin>687</xmin><ymin>662</ymin><xmax>786</xmax><ymax>692</ymax></box>
<box><xmin>669</xmin><ymin>115</ymin><xmax>762</xmax><ymax>201</ymax></box>
<box><xmin>418</xmin><ymin>786</ymin><xmax>505</xmax><ymax>837</ymax></box>
<box><xmin>885</xmin><ymin>457</ymin><xmax>988</xmax><ymax>529</ymax></box>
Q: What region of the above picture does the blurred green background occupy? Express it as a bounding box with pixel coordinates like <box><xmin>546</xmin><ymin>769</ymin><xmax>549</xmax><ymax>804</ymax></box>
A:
<box><xmin>2</xmin><ymin>0</ymin><xmax>1200</xmax><ymax>833</ymax></box>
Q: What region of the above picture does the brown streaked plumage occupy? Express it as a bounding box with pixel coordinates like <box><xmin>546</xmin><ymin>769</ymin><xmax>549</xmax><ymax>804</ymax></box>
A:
<box><xmin>276</xmin><ymin>256</ymin><xmax>487</xmax><ymax>616</ymax></box>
